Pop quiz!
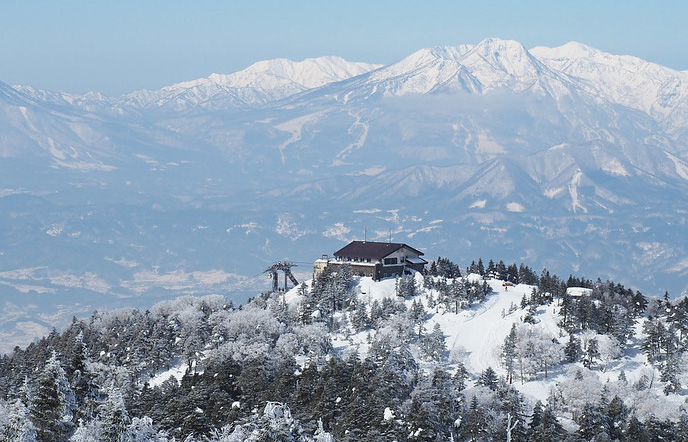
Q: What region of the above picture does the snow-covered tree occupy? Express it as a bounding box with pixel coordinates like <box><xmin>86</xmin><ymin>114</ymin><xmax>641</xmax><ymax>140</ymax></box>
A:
<box><xmin>30</xmin><ymin>351</ymin><xmax>75</xmax><ymax>442</ymax></box>
<box><xmin>1</xmin><ymin>397</ymin><xmax>37</xmax><ymax>442</ymax></box>
<box><xmin>421</xmin><ymin>323</ymin><xmax>447</xmax><ymax>362</ymax></box>
<box><xmin>501</xmin><ymin>324</ymin><xmax>518</xmax><ymax>384</ymax></box>
<box><xmin>395</xmin><ymin>274</ymin><xmax>417</xmax><ymax>299</ymax></box>
<box><xmin>245</xmin><ymin>402</ymin><xmax>308</xmax><ymax>442</ymax></box>
<box><xmin>99</xmin><ymin>386</ymin><xmax>130</xmax><ymax>442</ymax></box>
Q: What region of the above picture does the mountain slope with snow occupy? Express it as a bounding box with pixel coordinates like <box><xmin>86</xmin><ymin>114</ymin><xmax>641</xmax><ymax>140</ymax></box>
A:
<box><xmin>531</xmin><ymin>41</ymin><xmax>688</xmax><ymax>146</ymax></box>
<box><xmin>2</xmin><ymin>38</ymin><xmax>688</xmax><ymax>352</ymax></box>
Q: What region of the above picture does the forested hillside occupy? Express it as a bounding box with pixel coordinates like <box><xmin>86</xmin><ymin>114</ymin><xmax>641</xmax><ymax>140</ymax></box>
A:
<box><xmin>1</xmin><ymin>258</ymin><xmax>688</xmax><ymax>441</ymax></box>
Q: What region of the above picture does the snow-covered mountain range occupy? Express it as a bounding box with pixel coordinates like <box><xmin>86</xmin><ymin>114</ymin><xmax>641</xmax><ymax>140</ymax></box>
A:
<box><xmin>1</xmin><ymin>38</ymin><xmax>688</xmax><ymax>350</ymax></box>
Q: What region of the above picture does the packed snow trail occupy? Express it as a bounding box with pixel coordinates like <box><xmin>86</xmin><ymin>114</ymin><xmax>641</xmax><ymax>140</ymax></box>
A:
<box><xmin>436</xmin><ymin>280</ymin><xmax>528</xmax><ymax>373</ymax></box>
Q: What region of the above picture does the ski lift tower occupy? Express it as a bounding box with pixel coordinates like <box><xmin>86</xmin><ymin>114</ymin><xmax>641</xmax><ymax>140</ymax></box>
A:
<box><xmin>264</xmin><ymin>261</ymin><xmax>299</xmax><ymax>292</ymax></box>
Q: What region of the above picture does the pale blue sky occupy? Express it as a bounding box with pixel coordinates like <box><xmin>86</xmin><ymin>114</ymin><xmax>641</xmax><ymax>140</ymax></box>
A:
<box><xmin>1</xmin><ymin>1</ymin><xmax>686</xmax><ymax>95</ymax></box>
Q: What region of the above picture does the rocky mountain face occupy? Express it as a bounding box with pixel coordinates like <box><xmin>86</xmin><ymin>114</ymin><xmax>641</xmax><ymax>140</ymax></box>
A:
<box><xmin>1</xmin><ymin>38</ymin><xmax>687</xmax><ymax>349</ymax></box>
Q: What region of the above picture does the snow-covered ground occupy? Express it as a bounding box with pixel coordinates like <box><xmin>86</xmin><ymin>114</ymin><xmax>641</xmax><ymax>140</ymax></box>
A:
<box><xmin>282</xmin><ymin>272</ymin><xmax>687</xmax><ymax>419</ymax></box>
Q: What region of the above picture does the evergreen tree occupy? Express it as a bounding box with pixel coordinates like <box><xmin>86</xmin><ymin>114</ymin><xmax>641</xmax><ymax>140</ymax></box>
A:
<box><xmin>100</xmin><ymin>386</ymin><xmax>131</xmax><ymax>442</ymax></box>
<box><xmin>497</xmin><ymin>386</ymin><xmax>528</xmax><ymax>442</ymax></box>
<box><xmin>29</xmin><ymin>351</ymin><xmax>75</xmax><ymax>442</ymax></box>
<box><xmin>577</xmin><ymin>402</ymin><xmax>607</xmax><ymax>441</ymax></box>
<box><xmin>459</xmin><ymin>396</ymin><xmax>489</xmax><ymax>441</ymax></box>
<box><xmin>582</xmin><ymin>338</ymin><xmax>599</xmax><ymax>369</ymax></box>
<box><xmin>495</xmin><ymin>260</ymin><xmax>508</xmax><ymax>281</ymax></box>
<box><xmin>406</xmin><ymin>368</ymin><xmax>456</xmax><ymax>442</ymax></box>
<box><xmin>603</xmin><ymin>396</ymin><xmax>628</xmax><ymax>441</ymax></box>
<box><xmin>529</xmin><ymin>400</ymin><xmax>544</xmax><ymax>430</ymax></box>
<box><xmin>395</xmin><ymin>274</ymin><xmax>417</xmax><ymax>299</ymax></box>
<box><xmin>69</xmin><ymin>331</ymin><xmax>100</xmax><ymax>422</ymax></box>
<box><xmin>501</xmin><ymin>324</ymin><xmax>518</xmax><ymax>384</ymax></box>
<box><xmin>518</xmin><ymin>264</ymin><xmax>538</xmax><ymax>286</ymax></box>
<box><xmin>436</xmin><ymin>256</ymin><xmax>462</xmax><ymax>278</ymax></box>
<box><xmin>1</xmin><ymin>397</ymin><xmax>37</xmax><ymax>442</ymax></box>
<box><xmin>421</xmin><ymin>323</ymin><xmax>447</xmax><ymax>362</ymax></box>
<box><xmin>409</xmin><ymin>299</ymin><xmax>426</xmax><ymax>325</ymax></box>
<box><xmin>349</xmin><ymin>297</ymin><xmax>370</xmax><ymax>332</ymax></box>
<box><xmin>529</xmin><ymin>402</ymin><xmax>565</xmax><ymax>442</ymax></box>
<box><xmin>486</xmin><ymin>259</ymin><xmax>496</xmax><ymax>278</ymax></box>
<box><xmin>449</xmin><ymin>279</ymin><xmax>467</xmax><ymax>313</ymax></box>
<box><xmin>452</xmin><ymin>363</ymin><xmax>469</xmax><ymax>393</ymax></box>
<box><xmin>660</xmin><ymin>353</ymin><xmax>682</xmax><ymax>394</ymax></box>
<box><xmin>564</xmin><ymin>333</ymin><xmax>581</xmax><ymax>363</ymax></box>
<box><xmin>477</xmin><ymin>367</ymin><xmax>499</xmax><ymax>391</ymax></box>
<box><xmin>626</xmin><ymin>415</ymin><xmax>650</xmax><ymax>442</ymax></box>
<box><xmin>641</xmin><ymin>316</ymin><xmax>666</xmax><ymax>364</ymax></box>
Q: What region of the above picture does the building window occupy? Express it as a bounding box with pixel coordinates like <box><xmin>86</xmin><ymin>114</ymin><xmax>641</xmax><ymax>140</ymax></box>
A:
<box><xmin>384</xmin><ymin>257</ymin><xmax>398</xmax><ymax>265</ymax></box>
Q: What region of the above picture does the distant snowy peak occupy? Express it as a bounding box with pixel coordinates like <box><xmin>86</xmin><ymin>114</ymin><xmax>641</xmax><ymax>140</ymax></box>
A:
<box><xmin>12</xmin><ymin>85</ymin><xmax>112</xmax><ymax>111</ymax></box>
<box><xmin>530</xmin><ymin>41</ymin><xmax>600</xmax><ymax>62</ymax></box>
<box><xmin>461</xmin><ymin>38</ymin><xmax>544</xmax><ymax>77</ymax></box>
<box><xmin>329</xmin><ymin>38</ymin><xmax>575</xmax><ymax>101</ymax></box>
<box><xmin>224</xmin><ymin>56</ymin><xmax>382</xmax><ymax>89</ymax></box>
<box><xmin>361</xmin><ymin>46</ymin><xmax>481</xmax><ymax>96</ymax></box>
<box><xmin>401</xmin><ymin>44</ymin><xmax>475</xmax><ymax>65</ymax></box>
<box><xmin>121</xmin><ymin>56</ymin><xmax>382</xmax><ymax>110</ymax></box>
<box><xmin>531</xmin><ymin>41</ymin><xmax>688</xmax><ymax>130</ymax></box>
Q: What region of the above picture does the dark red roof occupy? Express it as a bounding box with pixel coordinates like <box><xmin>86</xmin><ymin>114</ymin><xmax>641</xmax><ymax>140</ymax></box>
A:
<box><xmin>333</xmin><ymin>241</ymin><xmax>424</xmax><ymax>260</ymax></box>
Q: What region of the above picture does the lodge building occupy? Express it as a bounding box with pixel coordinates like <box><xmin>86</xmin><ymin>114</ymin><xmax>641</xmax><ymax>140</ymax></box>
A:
<box><xmin>314</xmin><ymin>240</ymin><xmax>427</xmax><ymax>281</ymax></box>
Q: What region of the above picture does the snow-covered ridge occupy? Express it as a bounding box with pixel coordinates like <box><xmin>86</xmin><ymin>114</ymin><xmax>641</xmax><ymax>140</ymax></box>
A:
<box><xmin>12</xmin><ymin>56</ymin><xmax>382</xmax><ymax>111</ymax></box>
<box><xmin>117</xmin><ymin>56</ymin><xmax>382</xmax><ymax>110</ymax></box>
<box><xmin>9</xmin><ymin>38</ymin><xmax>688</xmax><ymax>132</ymax></box>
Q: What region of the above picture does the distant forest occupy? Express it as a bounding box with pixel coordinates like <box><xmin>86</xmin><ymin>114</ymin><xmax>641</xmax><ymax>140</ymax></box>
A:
<box><xmin>1</xmin><ymin>257</ymin><xmax>688</xmax><ymax>441</ymax></box>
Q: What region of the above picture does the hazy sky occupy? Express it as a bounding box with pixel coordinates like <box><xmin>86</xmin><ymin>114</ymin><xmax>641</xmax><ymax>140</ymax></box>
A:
<box><xmin>2</xmin><ymin>1</ymin><xmax>686</xmax><ymax>95</ymax></box>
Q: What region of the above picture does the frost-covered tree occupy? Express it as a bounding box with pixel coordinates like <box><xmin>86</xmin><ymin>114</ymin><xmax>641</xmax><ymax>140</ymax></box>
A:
<box><xmin>550</xmin><ymin>367</ymin><xmax>602</xmax><ymax>420</ymax></box>
<box><xmin>501</xmin><ymin>324</ymin><xmax>518</xmax><ymax>384</ymax></box>
<box><xmin>421</xmin><ymin>323</ymin><xmax>447</xmax><ymax>362</ymax></box>
<box><xmin>312</xmin><ymin>419</ymin><xmax>335</xmax><ymax>442</ymax></box>
<box><xmin>513</xmin><ymin>325</ymin><xmax>561</xmax><ymax>381</ymax></box>
<box><xmin>641</xmin><ymin>316</ymin><xmax>666</xmax><ymax>364</ymax></box>
<box><xmin>348</xmin><ymin>296</ymin><xmax>371</xmax><ymax>332</ymax></box>
<box><xmin>99</xmin><ymin>386</ymin><xmax>130</xmax><ymax>442</ymax></box>
<box><xmin>597</xmin><ymin>335</ymin><xmax>623</xmax><ymax>372</ymax></box>
<box><xmin>395</xmin><ymin>274</ymin><xmax>417</xmax><ymax>299</ymax></box>
<box><xmin>69</xmin><ymin>332</ymin><xmax>100</xmax><ymax>422</ymax></box>
<box><xmin>452</xmin><ymin>363</ymin><xmax>469</xmax><ymax>393</ymax></box>
<box><xmin>582</xmin><ymin>337</ymin><xmax>600</xmax><ymax>369</ymax></box>
<box><xmin>30</xmin><ymin>351</ymin><xmax>75</xmax><ymax>442</ymax></box>
<box><xmin>245</xmin><ymin>402</ymin><xmax>307</xmax><ymax>442</ymax></box>
<box><xmin>458</xmin><ymin>396</ymin><xmax>490</xmax><ymax>441</ymax></box>
<box><xmin>577</xmin><ymin>402</ymin><xmax>608</xmax><ymax>441</ymax></box>
<box><xmin>563</xmin><ymin>333</ymin><xmax>581</xmax><ymax>363</ymax></box>
<box><xmin>528</xmin><ymin>402</ymin><xmax>565</xmax><ymax>441</ymax></box>
<box><xmin>405</xmin><ymin>367</ymin><xmax>456</xmax><ymax>441</ymax></box>
<box><xmin>1</xmin><ymin>397</ymin><xmax>37</xmax><ymax>442</ymax></box>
